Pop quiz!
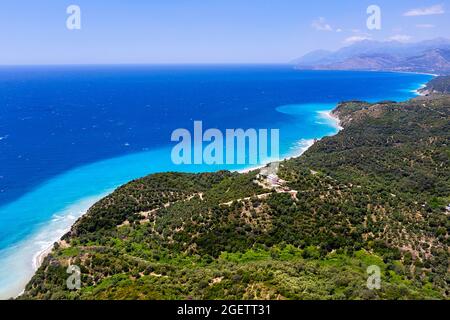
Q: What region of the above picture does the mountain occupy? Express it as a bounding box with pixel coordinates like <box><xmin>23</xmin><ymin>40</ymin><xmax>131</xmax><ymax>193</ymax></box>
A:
<box><xmin>291</xmin><ymin>49</ymin><xmax>333</xmax><ymax>65</ymax></box>
<box><xmin>20</xmin><ymin>94</ymin><xmax>449</xmax><ymax>300</ymax></box>
<box><xmin>401</xmin><ymin>49</ymin><xmax>450</xmax><ymax>73</ymax></box>
<box><xmin>294</xmin><ymin>38</ymin><xmax>450</xmax><ymax>74</ymax></box>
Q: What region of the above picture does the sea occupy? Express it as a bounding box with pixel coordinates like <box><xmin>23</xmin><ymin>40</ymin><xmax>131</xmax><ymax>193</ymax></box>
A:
<box><xmin>0</xmin><ymin>65</ymin><xmax>433</xmax><ymax>298</ymax></box>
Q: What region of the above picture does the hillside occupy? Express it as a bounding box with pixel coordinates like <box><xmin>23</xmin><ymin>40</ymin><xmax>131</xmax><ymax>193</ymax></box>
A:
<box><xmin>420</xmin><ymin>76</ymin><xmax>450</xmax><ymax>95</ymax></box>
<box><xmin>294</xmin><ymin>39</ymin><xmax>450</xmax><ymax>74</ymax></box>
<box><xmin>20</xmin><ymin>96</ymin><xmax>450</xmax><ymax>300</ymax></box>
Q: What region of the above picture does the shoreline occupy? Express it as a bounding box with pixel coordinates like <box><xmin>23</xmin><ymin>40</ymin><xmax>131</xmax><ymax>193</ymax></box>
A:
<box><xmin>30</xmin><ymin>109</ymin><xmax>344</xmax><ymax>274</ymax></box>
<box><xmin>390</xmin><ymin>70</ymin><xmax>439</xmax><ymax>77</ymax></box>
<box><xmin>413</xmin><ymin>84</ymin><xmax>428</xmax><ymax>96</ymax></box>
<box><xmin>231</xmin><ymin>72</ymin><xmax>433</xmax><ymax>175</ymax></box>
<box><xmin>403</xmin><ymin>72</ymin><xmax>437</xmax><ymax>96</ymax></box>
<box><xmin>294</xmin><ymin>69</ymin><xmax>440</xmax><ymax>78</ymax></box>
<box><xmin>238</xmin><ymin>109</ymin><xmax>343</xmax><ymax>174</ymax></box>
<box><xmin>317</xmin><ymin>110</ymin><xmax>343</xmax><ymax>130</ymax></box>
<box><xmin>33</xmin><ymin>244</ymin><xmax>54</xmax><ymax>271</ymax></box>
<box><xmin>237</xmin><ymin>139</ymin><xmax>316</xmax><ymax>174</ymax></box>
<box><xmin>6</xmin><ymin>75</ymin><xmax>432</xmax><ymax>300</ymax></box>
<box><xmin>29</xmin><ymin>194</ymin><xmax>107</xmax><ymax>277</ymax></box>
<box><xmin>0</xmin><ymin>193</ymin><xmax>107</xmax><ymax>300</ymax></box>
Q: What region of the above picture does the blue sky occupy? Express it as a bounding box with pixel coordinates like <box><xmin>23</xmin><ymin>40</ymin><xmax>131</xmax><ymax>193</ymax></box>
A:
<box><xmin>0</xmin><ymin>0</ymin><xmax>449</xmax><ymax>64</ymax></box>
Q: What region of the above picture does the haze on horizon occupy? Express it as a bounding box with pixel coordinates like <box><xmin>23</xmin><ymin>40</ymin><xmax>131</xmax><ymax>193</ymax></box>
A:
<box><xmin>0</xmin><ymin>0</ymin><xmax>449</xmax><ymax>65</ymax></box>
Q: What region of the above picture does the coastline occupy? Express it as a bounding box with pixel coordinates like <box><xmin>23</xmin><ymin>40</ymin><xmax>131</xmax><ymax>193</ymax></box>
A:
<box><xmin>29</xmin><ymin>194</ymin><xmax>107</xmax><ymax>277</ymax></box>
<box><xmin>237</xmin><ymin>138</ymin><xmax>316</xmax><ymax>174</ymax></box>
<box><xmin>33</xmin><ymin>244</ymin><xmax>54</xmax><ymax>271</ymax></box>
<box><xmin>29</xmin><ymin>109</ymin><xmax>344</xmax><ymax>275</ymax></box>
<box><xmin>5</xmin><ymin>74</ymin><xmax>431</xmax><ymax>300</ymax></box>
<box><xmin>390</xmin><ymin>70</ymin><xmax>439</xmax><ymax>77</ymax></box>
<box><xmin>317</xmin><ymin>110</ymin><xmax>343</xmax><ymax>131</ymax></box>
<box><xmin>0</xmin><ymin>193</ymin><xmax>107</xmax><ymax>300</ymax></box>
<box><xmin>238</xmin><ymin>109</ymin><xmax>343</xmax><ymax>174</ymax></box>
<box><xmin>404</xmin><ymin>71</ymin><xmax>437</xmax><ymax>96</ymax></box>
<box><xmin>413</xmin><ymin>84</ymin><xmax>428</xmax><ymax>96</ymax></box>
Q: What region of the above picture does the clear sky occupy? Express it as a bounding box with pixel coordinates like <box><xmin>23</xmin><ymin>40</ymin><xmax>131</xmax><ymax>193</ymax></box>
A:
<box><xmin>0</xmin><ymin>0</ymin><xmax>449</xmax><ymax>64</ymax></box>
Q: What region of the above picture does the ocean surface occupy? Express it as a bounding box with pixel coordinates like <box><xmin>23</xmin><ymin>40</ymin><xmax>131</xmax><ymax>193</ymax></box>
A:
<box><xmin>0</xmin><ymin>65</ymin><xmax>432</xmax><ymax>298</ymax></box>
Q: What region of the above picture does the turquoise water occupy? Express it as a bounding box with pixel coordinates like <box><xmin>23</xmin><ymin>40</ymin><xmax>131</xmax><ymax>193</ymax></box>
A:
<box><xmin>0</xmin><ymin>66</ymin><xmax>432</xmax><ymax>298</ymax></box>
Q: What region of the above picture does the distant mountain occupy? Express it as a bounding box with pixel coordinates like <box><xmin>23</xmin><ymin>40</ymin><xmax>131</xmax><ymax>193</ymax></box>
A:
<box><xmin>291</xmin><ymin>49</ymin><xmax>333</xmax><ymax>65</ymax></box>
<box><xmin>294</xmin><ymin>38</ymin><xmax>450</xmax><ymax>74</ymax></box>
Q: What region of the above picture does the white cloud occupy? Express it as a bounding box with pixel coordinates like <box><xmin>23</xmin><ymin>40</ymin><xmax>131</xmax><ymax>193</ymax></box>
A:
<box><xmin>336</xmin><ymin>28</ymin><xmax>343</xmax><ymax>33</ymax></box>
<box><xmin>388</xmin><ymin>34</ymin><xmax>412</xmax><ymax>42</ymax></box>
<box><xmin>416</xmin><ymin>24</ymin><xmax>435</xmax><ymax>28</ymax></box>
<box><xmin>343</xmin><ymin>35</ymin><xmax>372</xmax><ymax>44</ymax></box>
<box><xmin>403</xmin><ymin>4</ymin><xmax>444</xmax><ymax>16</ymax></box>
<box><xmin>312</xmin><ymin>17</ymin><xmax>333</xmax><ymax>31</ymax></box>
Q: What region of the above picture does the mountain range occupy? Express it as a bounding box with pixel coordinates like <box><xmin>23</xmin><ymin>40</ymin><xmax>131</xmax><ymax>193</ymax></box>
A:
<box><xmin>293</xmin><ymin>38</ymin><xmax>450</xmax><ymax>75</ymax></box>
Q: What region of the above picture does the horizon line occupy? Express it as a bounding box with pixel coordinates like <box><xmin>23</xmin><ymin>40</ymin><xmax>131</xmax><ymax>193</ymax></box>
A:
<box><xmin>0</xmin><ymin>62</ymin><xmax>297</xmax><ymax>67</ymax></box>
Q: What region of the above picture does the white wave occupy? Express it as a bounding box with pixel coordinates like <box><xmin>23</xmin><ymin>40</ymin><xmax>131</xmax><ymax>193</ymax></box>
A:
<box><xmin>411</xmin><ymin>83</ymin><xmax>428</xmax><ymax>96</ymax></box>
<box><xmin>0</xmin><ymin>193</ymin><xmax>108</xmax><ymax>299</ymax></box>
<box><xmin>287</xmin><ymin>138</ymin><xmax>316</xmax><ymax>159</ymax></box>
<box><xmin>316</xmin><ymin>110</ymin><xmax>343</xmax><ymax>131</ymax></box>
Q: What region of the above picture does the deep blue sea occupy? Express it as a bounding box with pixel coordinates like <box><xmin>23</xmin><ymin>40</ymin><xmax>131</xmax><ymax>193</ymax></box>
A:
<box><xmin>0</xmin><ymin>65</ymin><xmax>432</xmax><ymax>298</ymax></box>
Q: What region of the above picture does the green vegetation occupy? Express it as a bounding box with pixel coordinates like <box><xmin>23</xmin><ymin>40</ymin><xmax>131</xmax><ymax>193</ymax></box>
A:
<box><xmin>20</xmin><ymin>95</ymin><xmax>450</xmax><ymax>300</ymax></box>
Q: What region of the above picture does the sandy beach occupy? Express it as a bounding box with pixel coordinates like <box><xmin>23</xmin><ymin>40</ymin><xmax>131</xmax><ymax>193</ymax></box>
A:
<box><xmin>318</xmin><ymin>110</ymin><xmax>343</xmax><ymax>130</ymax></box>
<box><xmin>237</xmin><ymin>139</ymin><xmax>316</xmax><ymax>174</ymax></box>
<box><xmin>32</xmin><ymin>243</ymin><xmax>56</xmax><ymax>271</ymax></box>
<box><xmin>30</xmin><ymin>199</ymin><xmax>101</xmax><ymax>273</ymax></box>
<box><xmin>238</xmin><ymin>109</ymin><xmax>342</xmax><ymax>174</ymax></box>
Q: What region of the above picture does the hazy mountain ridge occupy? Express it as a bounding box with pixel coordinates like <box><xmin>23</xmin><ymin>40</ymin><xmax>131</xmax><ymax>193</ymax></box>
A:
<box><xmin>294</xmin><ymin>38</ymin><xmax>450</xmax><ymax>74</ymax></box>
